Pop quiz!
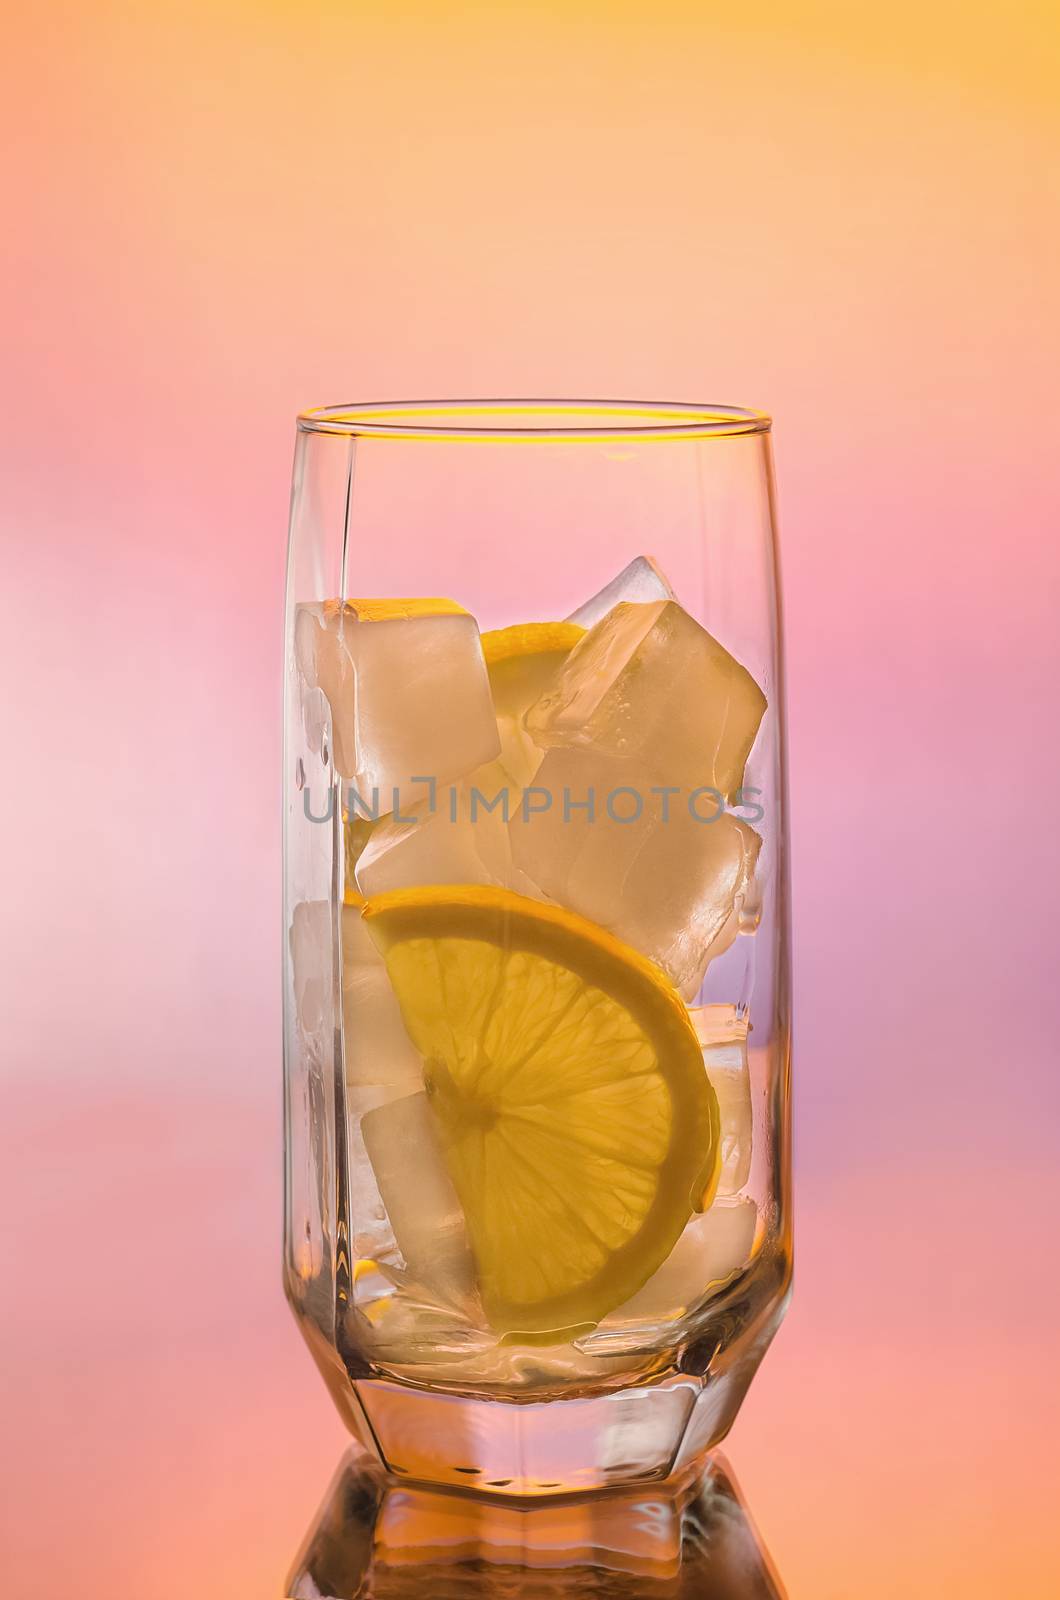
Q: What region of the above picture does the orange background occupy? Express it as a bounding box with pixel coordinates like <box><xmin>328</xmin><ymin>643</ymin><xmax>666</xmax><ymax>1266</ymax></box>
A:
<box><xmin>3</xmin><ymin>3</ymin><xmax>1059</xmax><ymax>1595</ymax></box>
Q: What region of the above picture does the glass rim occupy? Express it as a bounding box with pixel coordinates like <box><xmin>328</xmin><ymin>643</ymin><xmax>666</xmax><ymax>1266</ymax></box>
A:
<box><xmin>296</xmin><ymin>398</ymin><xmax>772</xmax><ymax>440</ymax></box>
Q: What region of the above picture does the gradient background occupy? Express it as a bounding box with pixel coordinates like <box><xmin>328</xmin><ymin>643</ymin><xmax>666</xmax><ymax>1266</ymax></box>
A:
<box><xmin>3</xmin><ymin>2</ymin><xmax>1059</xmax><ymax>1595</ymax></box>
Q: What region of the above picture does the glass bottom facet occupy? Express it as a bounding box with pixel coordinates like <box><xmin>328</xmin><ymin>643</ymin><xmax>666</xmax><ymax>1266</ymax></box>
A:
<box><xmin>349</xmin><ymin>1366</ymin><xmax>754</xmax><ymax>1498</ymax></box>
<box><xmin>295</xmin><ymin>1256</ymin><xmax>789</xmax><ymax>1499</ymax></box>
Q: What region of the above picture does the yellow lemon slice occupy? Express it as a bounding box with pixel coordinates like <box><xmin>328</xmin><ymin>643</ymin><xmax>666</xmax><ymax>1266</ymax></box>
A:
<box><xmin>481</xmin><ymin>622</ymin><xmax>585</xmax><ymax>788</ymax></box>
<box><xmin>361</xmin><ymin>885</ymin><xmax>720</xmax><ymax>1339</ymax></box>
<box><xmin>481</xmin><ymin>619</ymin><xmax>585</xmax><ymax>668</ymax></box>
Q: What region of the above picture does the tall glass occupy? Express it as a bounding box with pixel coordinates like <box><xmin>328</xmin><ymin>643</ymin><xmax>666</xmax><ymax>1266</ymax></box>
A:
<box><xmin>283</xmin><ymin>401</ymin><xmax>791</xmax><ymax>1497</ymax></box>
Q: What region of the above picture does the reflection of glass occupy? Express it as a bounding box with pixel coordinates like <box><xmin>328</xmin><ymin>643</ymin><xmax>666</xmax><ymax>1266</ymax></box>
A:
<box><xmin>284</xmin><ymin>401</ymin><xmax>792</xmax><ymax>1494</ymax></box>
<box><xmin>286</xmin><ymin>1445</ymin><xmax>786</xmax><ymax>1598</ymax></box>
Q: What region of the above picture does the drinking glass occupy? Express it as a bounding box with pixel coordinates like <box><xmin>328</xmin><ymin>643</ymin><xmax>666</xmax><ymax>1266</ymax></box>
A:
<box><xmin>283</xmin><ymin>400</ymin><xmax>791</xmax><ymax>1497</ymax></box>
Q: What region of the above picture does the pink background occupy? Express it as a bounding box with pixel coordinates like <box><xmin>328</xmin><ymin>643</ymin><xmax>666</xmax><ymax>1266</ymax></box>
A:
<box><xmin>3</xmin><ymin>3</ymin><xmax>1059</xmax><ymax>1595</ymax></box>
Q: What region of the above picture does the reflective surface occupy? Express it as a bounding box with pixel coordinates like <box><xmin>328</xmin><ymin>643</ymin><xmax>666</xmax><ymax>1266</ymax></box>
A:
<box><xmin>287</xmin><ymin>1447</ymin><xmax>785</xmax><ymax>1598</ymax></box>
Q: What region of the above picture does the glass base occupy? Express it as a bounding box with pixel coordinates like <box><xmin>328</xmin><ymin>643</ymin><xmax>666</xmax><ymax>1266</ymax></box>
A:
<box><xmin>295</xmin><ymin>1254</ymin><xmax>789</xmax><ymax>1500</ymax></box>
<box><xmin>335</xmin><ymin>1287</ymin><xmax>788</xmax><ymax>1498</ymax></box>
<box><xmin>286</xmin><ymin>1444</ymin><xmax>785</xmax><ymax>1598</ymax></box>
<box><xmin>347</xmin><ymin>1364</ymin><xmax>751</xmax><ymax>1498</ymax></box>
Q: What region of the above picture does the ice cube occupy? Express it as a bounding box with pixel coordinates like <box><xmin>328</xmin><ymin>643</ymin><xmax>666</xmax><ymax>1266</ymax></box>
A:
<box><xmin>354</xmin><ymin>762</ymin><xmax>545</xmax><ymax>900</ymax></box>
<box><xmin>347</xmin><ymin>1084</ymin><xmax>412</xmax><ymax>1265</ymax></box>
<box><xmin>607</xmin><ymin>1200</ymin><xmax>758</xmax><ymax>1322</ymax></box>
<box><xmin>294</xmin><ymin>599</ymin><xmax>500</xmax><ymax>806</ymax></box>
<box><xmin>360</xmin><ymin>1090</ymin><xmax>475</xmax><ymax>1301</ymax></box>
<box><xmin>568</xmin><ymin>555</ymin><xmax>675</xmax><ymax>628</ymax></box>
<box><xmin>288</xmin><ymin>903</ymin><xmax>427</xmax><ymax>1261</ymax></box>
<box><xmin>509</xmin><ymin>747</ymin><xmax>761</xmax><ymax>997</ymax></box>
<box><xmin>526</xmin><ymin>600</ymin><xmax>766</xmax><ymax>801</ymax></box>
<box><xmin>692</xmin><ymin>1006</ymin><xmax>752</xmax><ymax>1197</ymax></box>
<box><xmin>289</xmin><ymin>899</ymin><xmax>334</xmax><ymax>1038</ymax></box>
<box><xmin>355</xmin><ymin>772</ymin><xmax>513</xmax><ymax>899</ymax></box>
<box><xmin>299</xmin><ymin>684</ymin><xmax>331</xmax><ymax>769</ymax></box>
<box><xmin>341</xmin><ymin>904</ymin><xmax>424</xmax><ymax>1091</ymax></box>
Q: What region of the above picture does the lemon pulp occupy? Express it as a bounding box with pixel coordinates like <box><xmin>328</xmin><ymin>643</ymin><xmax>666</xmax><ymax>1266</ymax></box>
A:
<box><xmin>362</xmin><ymin>885</ymin><xmax>719</xmax><ymax>1338</ymax></box>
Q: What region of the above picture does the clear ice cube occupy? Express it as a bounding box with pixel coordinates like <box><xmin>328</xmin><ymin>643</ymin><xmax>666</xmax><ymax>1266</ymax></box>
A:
<box><xmin>608</xmin><ymin>1199</ymin><xmax>758</xmax><ymax>1322</ymax></box>
<box><xmin>692</xmin><ymin>1005</ymin><xmax>752</xmax><ymax>1197</ymax></box>
<box><xmin>288</xmin><ymin>899</ymin><xmax>333</xmax><ymax>1038</ymax></box>
<box><xmin>360</xmin><ymin>1090</ymin><xmax>475</xmax><ymax>1301</ymax></box>
<box><xmin>347</xmin><ymin>1082</ymin><xmax>420</xmax><ymax>1267</ymax></box>
<box><xmin>285</xmin><ymin>901</ymin><xmax>407</xmax><ymax>1262</ymax></box>
<box><xmin>299</xmin><ymin>684</ymin><xmax>332</xmax><ymax>769</ymax></box>
<box><xmin>294</xmin><ymin>599</ymin><xmax>500</xmax><ymax>806</ymax></box>
<box><xmin>526</xmin><ymin>599</ymin><xmax>767</xmax><ymax>800</ymax></box>
<box><xmin>355</xmin><ymin>772</ymin><xmax>515</xmax><ymax>899</ymax></box>
<box><xmin>348</xmin><ymin>1116</ymin><xmax>396</xmax><ymax>1266</ymax></box>
<box><xmin>341</xmin><ymin>904</ymin><xmax>424</xmax><ymax>1092</ymax></box>
<box><xmin>567</xmin><ymin>555</ymin><xmax>675</xmax><ymax>628</ymax></box>
<box><xmin>509</xmin><ymin>747</ymin><xmax>760</xmax><ymax>996</ymax></box>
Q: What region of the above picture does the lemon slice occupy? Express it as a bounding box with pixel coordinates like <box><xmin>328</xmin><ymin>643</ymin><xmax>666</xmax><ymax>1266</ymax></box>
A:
<box><xmin>481</xmin><ymin>622</ymin><xmax>585</xmax><ymax>788</ymax></box>
<box><xmin>362</xmin><ymin>885</ymin><xmax>719</xmax><ymax>1338</ymax></box>
<box><xmin>481</xmin><ymin>619</ymin><xmax>585</xmax><ymax>669</ymax></box>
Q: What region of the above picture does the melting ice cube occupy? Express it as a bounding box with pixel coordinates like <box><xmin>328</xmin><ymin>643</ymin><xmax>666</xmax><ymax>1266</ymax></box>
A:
<box><xmin>567</xmin><ymin>555</ymin><xmax>675</xmax><ymax>629</ymax></box>
<box><xmin>526</xmin><ymin>599</ymin><xmax>766</xmax><ymax>801</ymax></box>
<box><xmin>342</xmin><ymin>905</ymin><xmax>425</xmax><ymax>1093</ymax></box>
<box><xmin>294</xmin><ymin>599</ymin><xmax>500</xmax><ymax>806</ymax></box>
<box><xmin>607</xmin><ymin>1200</ymin><xmax>758</xmax><ymax>1322</ymax></box>
<box><xmin>355</xmin><ymin>773</ymin><xmax>514</xmax><ymax>899</ymax></box>
<box><xmin>288</xmin><ymin>899</ymin><xmax>334</xmax><ymax>1039</ymax></box>
<box><xmin>360</xmin><ymin>1090</ymin><xmax>475</xmax><ymax>1301</ymax></box>
<box><xmin>510</xmin><ymin>747</ymin><xmax>760</xmax><ymax>997</ymax></box>
<box><xmin>346</xmin><ymin>1082</ymin><xmax>427</xmax><ymax>1266</ymax></box>
<box><xmin>692</xmin><ymin>1005</ymin><xmax>752</xmax><ymax>1197</ymax></box>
